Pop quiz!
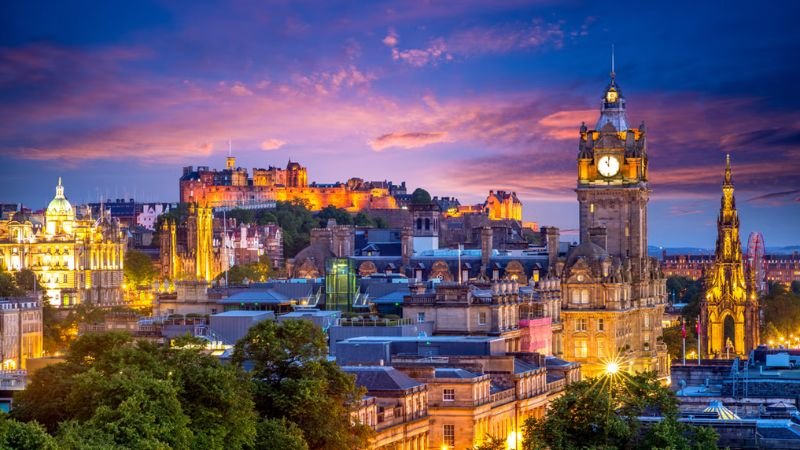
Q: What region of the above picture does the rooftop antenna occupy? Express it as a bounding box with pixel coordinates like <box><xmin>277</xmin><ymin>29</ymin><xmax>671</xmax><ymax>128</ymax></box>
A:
<box><xmin>228</xmin><ymin>139</ymin><xmax>232</xmax><ymax>156</ymax></box>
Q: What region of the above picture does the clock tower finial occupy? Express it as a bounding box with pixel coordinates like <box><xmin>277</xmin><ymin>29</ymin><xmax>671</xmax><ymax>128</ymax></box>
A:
<box><xmin>611</xmin><ymin>44</ymin><xmax>615</xmax><ymax>80</ymax></box>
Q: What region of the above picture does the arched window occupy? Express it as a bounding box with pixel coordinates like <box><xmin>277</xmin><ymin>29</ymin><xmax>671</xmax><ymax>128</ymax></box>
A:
<box><xmin>424</xmin><ymin>218</ymin><xmax>430</xmax><ymax>231</ymax></box>
<box><xmin>416</xmin><ymin>218</ymin><xmax>422</xmax><ymax>230</ymax></box>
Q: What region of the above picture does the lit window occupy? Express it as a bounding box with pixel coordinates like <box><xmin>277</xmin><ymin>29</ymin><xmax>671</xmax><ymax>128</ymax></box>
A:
<box><xmin>597</xmin><ymin>319</ymin><xmax>605</xmax><ymax>332</ymax></box>
<box><xmin>597</xmin><ymin>339</ymin><xmax>606</xmax><ymax>358</ymax></box>
<box><xmin>443</xmin><ymin>389</ymin><xmax>455</xmax><ymax>401</ymax></box>
<box><xmin>479</xmin><ymin>312</ymin><xmax>487</xmax><ymax>325</ymax></box>
<box><xmin>575</xmin><ymin>319</ymin><xmax>587</xmax><ymax>332</ymax></box>
<box><xmin>443</xmin><ymin>424</ymin><xmax>455</xmax><ymax>447</ymax></box>
<box><xmin>417</xmin><ymin>312</ymin><xmax>425</xmax><ymax>323</ymax></box>
<box><xmin>574</xmin><ymin>339</ymin><xmax>588</xmax><ymax>358</ymax></box>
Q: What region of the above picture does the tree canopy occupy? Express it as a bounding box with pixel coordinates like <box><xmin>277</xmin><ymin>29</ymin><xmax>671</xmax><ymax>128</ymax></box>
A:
<box><xmin>232</xmin><ymin>319</ymin><xmax>372</xmax><ymax>450</ymax></box>
<box><xmin>0</xmin><ymin>270</ymin><xmax>24</xmax><ymax>297</ymax></box>
<box><xmin>123</xmin><ymin>249</ymin><xmax>157</xmax><ymax>288</ymax></box>
<box><xmin>761</xmin><ymin>282</ymin><xmax>800</xmax><ymax>342</ymax></box>
<box><xmin>13</xmin><ymin>331</ymin><xmax>256</xmax><ymax>449</ymax></box>
<box><xmin>522</xmin><ymin>372</ymin><xmax>718</xmax><ymax>450</ymax></box>
<box><xmin>217</xmin><ymin>254</ymin><xmax>273</xmax><ymax>285</ymax></box>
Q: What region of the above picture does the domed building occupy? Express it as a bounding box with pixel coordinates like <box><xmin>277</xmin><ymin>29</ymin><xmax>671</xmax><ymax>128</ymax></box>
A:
<box><xmin>44</xmin><ymin>178</ymin><xmax>75</xmax><ymax>236</ymax></box>
<box><xmin>0</xmin><ymin>178</ymin><xmax>127</xmax><ymax>307</ymax></box>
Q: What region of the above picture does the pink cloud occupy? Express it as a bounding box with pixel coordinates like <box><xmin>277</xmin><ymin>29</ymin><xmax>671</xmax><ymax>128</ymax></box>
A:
<box><xmin>229</xmin><ymin>81</ymin><xmax>253</xmax><ymax>96</ymax></box>
<box><xmin>446</xmin><ymin>19</ymin><xmax>565</xmax><ymax>55</ymax></box>
<box><xmin>369</xmin><ymin>131</ymin><xmax>449</xmax><ymax>151</ymax></box>
<box><xmin>260</xmin><ymin>139</ymin><xmax>286</xmax><ymax>151</ymax></box>
<box><xmin>391</xmin><ymin>39</ymin><xmax>449</xmax><ymax>67</ymax></box>
<box><xmin>387</xmin><ymin>18</ymin><xmax>566</xmax><ymax>67</ymax></box>
<box><xmin>2</xmin><ymin>44</ymin><xmax>798</xmax><ymax>213</ymax></box>
<box><xmin>382</xmin><ymin>30</ymin><xmax>398</xmax><ymax>47</ymax></box>
<box><xmin>538</xmin><ymin>109</ymin><xmax>597</xmax><ymax>139</ymax></box>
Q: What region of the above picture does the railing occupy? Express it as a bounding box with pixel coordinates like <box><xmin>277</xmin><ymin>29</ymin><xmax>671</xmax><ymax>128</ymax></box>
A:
<box><xmin>547</xmin><ymin>379</ymin><xmax>566</xmax><ymax>393</ymax></box>
<box><xmin>0</xmin><ymin>370</ymin><xmax>27</xmax><ymax>389</ymax></box>
<box><xmin>490</xmin><ymin>388</ymin><xmax>516</xmax><ymax>406</ymax></box>
<box><xmin>404</xmin><ymin>296</ymin><xmax>436</xmax><ymax>305</ymax></box>
<box><xmin>336</xmin><ymin>318</ymin><xmax>415</xmax><ymax>327</ymax></box>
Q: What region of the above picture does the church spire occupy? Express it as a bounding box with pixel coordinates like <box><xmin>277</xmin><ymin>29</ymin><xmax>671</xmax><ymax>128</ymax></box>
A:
<box><xmin>724</xmin><ymin>153</ymin><xmax>732</xmax><ymax>185</ymax></box>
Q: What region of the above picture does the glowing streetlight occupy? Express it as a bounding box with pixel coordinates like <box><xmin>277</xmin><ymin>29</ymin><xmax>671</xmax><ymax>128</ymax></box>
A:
<box><xmin>606</xmin><ymin>361</ymin><xmax>620</xmax><ymax>375</ymax></box>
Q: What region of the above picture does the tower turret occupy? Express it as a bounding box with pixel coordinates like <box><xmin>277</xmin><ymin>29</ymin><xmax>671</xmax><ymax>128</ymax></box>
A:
<box><xmin>702</xmin><ymin>154</ymin><xmax>758</xmax><ymax>356</ymax></box>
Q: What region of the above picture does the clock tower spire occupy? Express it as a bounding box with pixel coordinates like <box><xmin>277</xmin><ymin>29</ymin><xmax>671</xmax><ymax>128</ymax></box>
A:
<box><xmin>560</xmin><ymin>62</ymin><xmax>668</xmax><ymax>379</ymax></box>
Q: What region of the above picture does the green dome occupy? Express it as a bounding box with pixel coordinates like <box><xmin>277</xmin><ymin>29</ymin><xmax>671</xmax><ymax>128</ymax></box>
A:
<box><xmin>46</xmin><ymin>177</ymin><xmax>73</xmax><ymax>216</ymax></box>
<box><xmin>410</xmin><ymin>188</ymin><xmax>432</xmax><ymax>205</ymax></box>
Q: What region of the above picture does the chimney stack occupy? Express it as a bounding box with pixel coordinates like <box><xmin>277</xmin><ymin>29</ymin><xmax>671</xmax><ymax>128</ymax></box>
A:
<box><xmin>588</xmin><ymin>225</ymin><xmax>608</xmax><ymax>250</ymax></box>
<box><xmin>481</xmin><ymin>226</ymin><xmax>493</xmax><ymax>276</ymax></box>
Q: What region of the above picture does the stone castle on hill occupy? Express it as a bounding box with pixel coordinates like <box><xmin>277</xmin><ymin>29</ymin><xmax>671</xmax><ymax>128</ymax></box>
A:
<box><xmin>179</xmin><ymin>157</ymin><xmax>404</xmax><ymax>211</ymax></box>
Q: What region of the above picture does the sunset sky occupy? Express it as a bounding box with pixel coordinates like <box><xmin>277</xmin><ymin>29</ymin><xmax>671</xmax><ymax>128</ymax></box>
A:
<box><xmin>1</xmin><ymin>0</ymin><xmax>799</xmax><ymax>247</ymax></box>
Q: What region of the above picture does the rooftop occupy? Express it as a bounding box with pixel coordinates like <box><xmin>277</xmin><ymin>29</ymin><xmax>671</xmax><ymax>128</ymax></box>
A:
<box><xmin>341</xmin><ymin>366</ymin><xmax>425</xmax><ymax>391</ymax></box>
<box><xmin>212</xmin><ymin>310</ymin><xmax>274</xmax><ymax>318</ymax></box>
<box><xmin>434</xmin><ymin>368</ymin><xmax>481</xmax><ymax>379</ymax></box>
<box><xmin>341</xmin><ymin>335</ymin><xmax>502</xmax><ymax>344</ymax></box>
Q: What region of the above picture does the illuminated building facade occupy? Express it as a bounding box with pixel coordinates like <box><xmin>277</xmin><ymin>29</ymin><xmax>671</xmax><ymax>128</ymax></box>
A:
<box><xmin>0</xmin><ymin>179</ymin><xmax>126</xmax><ymax>306</ymax></box>
<box><xmin>445</xmin><ymin>190</ymin><xmax>523</xmax><ymax>222</ymax></box>
<box><xmin>223</xmin><ymin>222</ymin><xmax>283</xmax><ymax>269</ymax></box>
<box><xmin>764</xmin><ymin>253</ymin><xmax>800</xmax><ymax>285</ymax></box>
<box><xmin>345</xmin><ymin>366</ymin><xmax>430</xmax><ymax>450</ymax></box>
<box><xmin>0</xmin><ymin>297</ymin><xmax>43</xmax><ymax>370</ymax></box>
<box><xmin>159</xmin><ymin>203</ymin><xmax>227</xmax><ymax>283</ymax></box>
<box><xmin>179</xmin><ymin>157</ymin><xmax>401</xmax><ymax>211</ymax></box>
<box><xmin>701</xmin><ymin>156</ymin><xmax>759</xmax><ymax>356</ymax></box>
<box><xmin>560</xmin><ymin>70</ymin><xmax>669</xmax><ymax>378</ymax></box>
<box><xmin>340</xmin><ymin>345</ymin><xmax>581</xmax><ymax>450</ymax></box>
<box><xmin>661</xmin><ymin>252</ymin><xmax>714</xmax><ymax>279</ymax></box>
<box><xmin>661</xmin><ymin>251</ymin><xmax>800</xmax><ymax>288</ymax></box>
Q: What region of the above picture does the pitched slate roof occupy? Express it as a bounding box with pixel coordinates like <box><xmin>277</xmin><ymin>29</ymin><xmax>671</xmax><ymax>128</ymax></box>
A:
<box><xmin>342</xmin><ymin>366</ymin><xmax>423</xmax><ymax>392</ymax></box>
<box><xmin>434</xmin><ymin>368</ymin><xmax>480</xmax><ymax>379</ymax></box>
<box><xmin>514</xmin><ymin>359</ymin><xmax>540</xmax><ymax>374</ymax></box>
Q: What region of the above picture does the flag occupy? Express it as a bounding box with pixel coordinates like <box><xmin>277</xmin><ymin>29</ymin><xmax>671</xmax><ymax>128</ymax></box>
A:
<box><xmin>681</xmin><ymin>320</ymin><xmax>687</xmax><ymax>339</ymax></box>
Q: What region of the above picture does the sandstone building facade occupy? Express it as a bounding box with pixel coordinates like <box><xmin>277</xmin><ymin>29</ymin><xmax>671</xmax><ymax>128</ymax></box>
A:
<box><xmin>559</xmin><ymin>71</ymin><xmax>669</xmax><ymax>378</ymax></box>
<box><xmin>701</xmin><ymin>156</ymin><xmax>759</xmax><ymax>356</ymax></box>
<box><xmin>179</xmin><ymin>157</ymin><xmax>402</xmax><ymax>211</ymax></box>
<box><xmin>0</xmin><ymin>179</ymin><xmax>126</xmax><ymax>306</ymax></box>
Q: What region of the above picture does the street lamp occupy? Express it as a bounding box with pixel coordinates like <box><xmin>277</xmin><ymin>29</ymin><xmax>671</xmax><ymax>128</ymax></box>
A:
<box><xmin>606</xmin><ymin>361</ymin><xmax>620</xmax><ymax>375</ymax></box>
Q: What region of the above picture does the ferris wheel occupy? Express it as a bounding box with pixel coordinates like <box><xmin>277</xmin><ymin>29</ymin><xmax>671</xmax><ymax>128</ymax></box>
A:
<box><xmin>746</xmin><ymin>231</ymin><xmax>766</xmax><ymax>294</ymax></box>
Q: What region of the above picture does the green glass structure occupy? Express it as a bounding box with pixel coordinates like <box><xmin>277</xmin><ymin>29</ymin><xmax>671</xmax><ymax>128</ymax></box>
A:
<box><xmin>325</xmin><ymin>258</ymin><xmax>356</xmax><ymax>312</ymax></box>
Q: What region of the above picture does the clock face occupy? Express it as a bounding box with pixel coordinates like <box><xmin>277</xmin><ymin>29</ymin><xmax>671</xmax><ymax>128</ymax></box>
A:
<box><xmin>598</xmin><ymin>155</ymin><xmax>620</xmax><ymax>177</ymax></box>
<box><xmin>606</xmin><ymin>89</ymin><xmax>618</xmax><ymax>103</ymax></box>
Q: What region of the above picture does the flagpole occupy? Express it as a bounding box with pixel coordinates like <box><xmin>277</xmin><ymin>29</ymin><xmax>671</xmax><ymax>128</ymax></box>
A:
<box><xmin>682</xmin><ymin>319</ymin><xmax>686</xmax><ymax>365</ymax></box>
<box><xmin>697</xmin><ymin>315</ymin><xmax>701</xmax><ymax>366</ymax></box>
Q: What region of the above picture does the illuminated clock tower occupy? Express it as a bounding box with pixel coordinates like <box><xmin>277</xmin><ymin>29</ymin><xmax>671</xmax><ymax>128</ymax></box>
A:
<box><xmin>560</xmin><ymin>64</ymin><xmax>668</xmax><ymax>379</ymax></box>
<box><xmin>576</xmin><ymin>71</ymin><xmax>649</xmax><ymax>265</ymax></box>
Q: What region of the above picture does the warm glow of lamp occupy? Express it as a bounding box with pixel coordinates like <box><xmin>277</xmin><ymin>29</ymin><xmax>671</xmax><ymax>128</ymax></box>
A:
<box><xmin>507</xmin><ymin>431</ymin><xmax>521</xmax><ymax>449</ymax></box>
<box><xmin>606</xmin><ymin>361</ymin><xmax>620</xmax><ymax>375</ymax></box>
<box><xmin>440</xmin><ymin>445</ymin><xmax>449</xmax><ymax>450</ymax></box>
